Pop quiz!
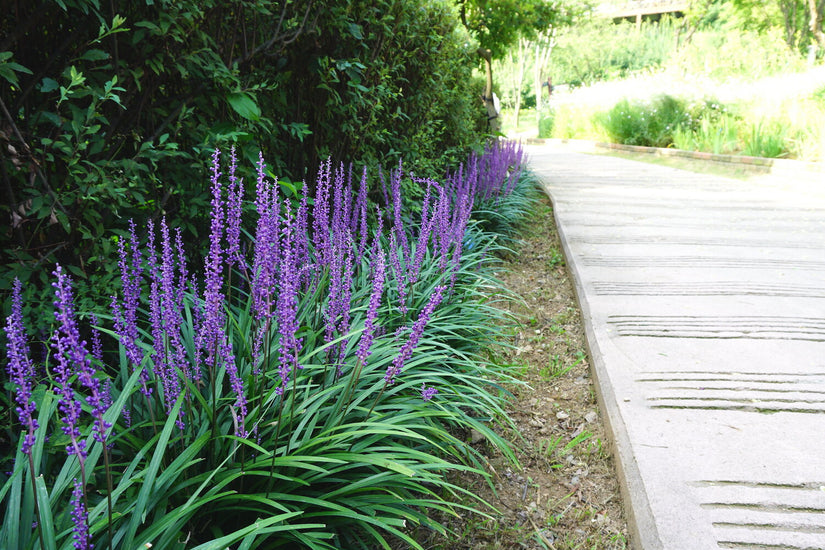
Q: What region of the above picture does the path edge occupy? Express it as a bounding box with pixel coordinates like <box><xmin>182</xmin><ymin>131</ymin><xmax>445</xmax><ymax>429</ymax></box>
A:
<box><xmin>537</xmin><ymin>179</ymin><xmax>664</xmax><ymax>550</ymax></box>
<box><xmin>524</xmin><ymin>138</ymin><xmax>824</xmax><ymax>177</ymax></box>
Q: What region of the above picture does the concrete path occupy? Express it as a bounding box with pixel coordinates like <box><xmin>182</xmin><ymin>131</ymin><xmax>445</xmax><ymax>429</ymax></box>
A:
<box><xmin>526</xmin><ymin>144</ymin><xmax>825</xmax><ymax>550</ymax></box>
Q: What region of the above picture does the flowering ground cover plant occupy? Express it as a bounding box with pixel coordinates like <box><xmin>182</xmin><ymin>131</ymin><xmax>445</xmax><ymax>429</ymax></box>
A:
<box><xmin>1</xmin><ymin>142</ymin><xmax>532</xmax><ymax>549</ymax></box>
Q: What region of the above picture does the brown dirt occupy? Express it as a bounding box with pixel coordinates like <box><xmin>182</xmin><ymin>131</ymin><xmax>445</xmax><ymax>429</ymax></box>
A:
<box><xmin>418</xmin><ymin>192</ymin><xmax>629</xmax><ymax>549</ymax></box>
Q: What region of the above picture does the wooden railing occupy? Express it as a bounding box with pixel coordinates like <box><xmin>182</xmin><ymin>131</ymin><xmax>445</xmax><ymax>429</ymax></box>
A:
<box><xmin>596</xmin><ymin>0</ymin><xmax>691</xmax><ymax>18</ymax></box>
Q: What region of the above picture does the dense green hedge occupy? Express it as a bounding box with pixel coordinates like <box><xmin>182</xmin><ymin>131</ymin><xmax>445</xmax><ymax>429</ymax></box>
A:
<box><xmin>0</xmin><ymin>0</ymin><xmax>485</xmax><ymax>321</ymax></box>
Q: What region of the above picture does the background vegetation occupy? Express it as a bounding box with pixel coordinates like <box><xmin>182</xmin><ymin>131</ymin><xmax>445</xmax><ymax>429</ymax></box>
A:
<box><xmin>0</xmin><ymin>0</ymin><xmax>487</xmax><ymax>324</ymax></box>
<box><xmin>2</xmin><ymin>143</ymin><xmax>538</xmax><ymax>550</ymax></box>
<box><xmin>495</xmin><ymin>1</ymin><xmax>825</xmax><ymax>162</ymax></box>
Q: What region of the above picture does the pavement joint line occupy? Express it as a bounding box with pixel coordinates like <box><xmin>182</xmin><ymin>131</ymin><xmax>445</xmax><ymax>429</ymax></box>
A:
<box><xmin>527</xmin><ymin>143</ymin><xmax>825</xmax><ymax>550</ymax></box>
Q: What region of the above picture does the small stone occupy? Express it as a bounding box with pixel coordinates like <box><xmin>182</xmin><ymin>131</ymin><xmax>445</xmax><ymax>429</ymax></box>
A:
<box><xmin>584</xmin><ymin>411</ymin><xmax>599</xmax><ymax>423</ymax></box>
<box><xmin>556</xmin><ymin>411</ymin><xmax>570</xmax><ymax>420</ymax></box>
<box><xmin>470</xmin><ymin>429</ymin><xmax>485</xmax><ymax>444</ymax></box>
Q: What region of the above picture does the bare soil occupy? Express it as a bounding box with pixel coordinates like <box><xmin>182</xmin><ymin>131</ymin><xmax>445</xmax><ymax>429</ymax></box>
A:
<box><xmin>418</xmin><ymin>193</ymin><xmax>629</xmax><ymax>549</ymax></box>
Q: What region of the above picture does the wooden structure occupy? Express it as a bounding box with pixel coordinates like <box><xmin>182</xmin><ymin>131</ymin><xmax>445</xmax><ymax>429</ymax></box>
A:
<box><xmin>596</xmin><ymin>0</ymin><xmax>691</xmax><ymax>26</ymax></box>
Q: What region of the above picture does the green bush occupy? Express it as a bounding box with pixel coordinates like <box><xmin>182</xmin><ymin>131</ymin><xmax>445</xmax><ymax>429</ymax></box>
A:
<box><xmin>538</xmin><ymin>111</ymin><xmax>555</xmax><ymax>138</ymax></box>
<box><xmin>596</xmin><ymin>95</ymin><xmax>692</xmax><ymax>148</ymax></box>
<box><xmin>0</xmin><ymin>0</ymin><xmax>485</xmax><ymax>332</ymax></box>
<box><xmin>2</xmin><ymin>145</ymin><xmax>531</xmax><ymax>550</ymax></box>
<box><xmin>550</xmin><ymin>17</ymin><xmax>677</xmax><ymax>87</ymax></box>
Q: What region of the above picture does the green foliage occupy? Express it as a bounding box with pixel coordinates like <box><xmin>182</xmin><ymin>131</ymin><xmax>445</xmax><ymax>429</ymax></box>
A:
<box><xmin>0</xmin><ymin>0</ymin><xmax>486</xmax><ymax>332</ymax></box>
<box><xmin>742</xmin><ymin>120</ymin><xmax>789</xmax><ymax>157</ymax></box>
<box><xmin>538</xmin><ymin>112</ymin><xmax>555</xmax><ymax>138</ymax></box>
<box><xmin>725</xmin><ymin>0</ymin><xmax>823</xmax><ymax>53</ymax></box>
<box><xmin>460</xmin><ymin>0</ymin><xmax>579</xmax><ymax>57</ymax></box>
<box><xmin>1</xmin><ymin>147</ymin><xmax>530</xmax><ymax>549</ymax></box>
<box><xmin>671</xmin><ymin>26</ymin><xmax>807</xmax><ymax>79</ymax></box>
<box><xmin>596</xmin><ymin>95</ymin><xmax>693</xmax><ymax>148</ymax></box>
<box><xmin>550</xmin><ymin>17</ymin><xmax>678</xmax><ymax>87</ymax></box>
<box><xmin>473</xmin><ymin>170</ymin><xmax>541</xmax><ymax>245</ymax></box>
<box><xmin>547</xmin><ymin>10</ymin><xmax>808</xmax><ymax>89</ymax></box>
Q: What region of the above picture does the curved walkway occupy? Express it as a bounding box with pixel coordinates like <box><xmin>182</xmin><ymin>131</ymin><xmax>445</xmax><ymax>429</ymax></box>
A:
<box><xmin>527</xmin><ymin>144</ymin><xmax>825</xmax><ymax>550</ymax></box>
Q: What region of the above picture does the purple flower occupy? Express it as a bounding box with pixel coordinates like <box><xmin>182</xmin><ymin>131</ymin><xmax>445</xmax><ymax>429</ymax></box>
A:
<box><xmin>389</xmin><ymin>160</ymin><xmax>410</xmax><ymax>263</ymax></box>
<box><xmin>222</xmin><ymin>341</ymin><xmax>247</xmax><ymax>438</ymax></box>
<box><xmin>356</xmin><ymin>245</ymin><xmax>385</xmax><ymax>366</ymax></box>
<box><xmin>275</xmin><ymin>206</ymin><xmax>303</xmax><ymax>394</ymax></box>
<box><xmin>159</xmin><ymin>219</ymin><xmax>191</xmax><ymax>397</ymax></box>
<box><xmin>147</xmin><ymin>222</ymin><xmax>182</xmax><ymax>424</ymax></box>
<box><xmin>324</xmin><ymin>222</ymin><xmax>354</xmax><ymax>372</ymax></box>
<box><xmin>251</xmin><ymin>159</ymin><xmax>282</xmax><ymax>374</ymax></box>
<box><xmin>56</xmin><ymin>272</ymin><xmax>112</xmax><ymax>445</ymax></box>
<box><xmin>388</xmin><ymin>232</ymin><xmax>407</xmax><ymax>314</ymax></box>
<box><xmin>70</xmin><ymin>478</ymin><xmax>92</xmax><ymax>550</ymax></box>
<box><xmin>200</xmin><ymin>149</ymin><xmax>227</xmax><ymax>348</ymax></box>
<box><xmin>408</xmin><ymin>179</ymin><xmax>437</xmax><ymax>288</ymax></box>
<box><xmin>4</xmin><ymin>278</ymin><xmax>39</xmax><ymax>455</ymax></box>
<box><xmin>197</xmin><ymin>149</ymin><xmax>232</xmax><ymax>409</ymax></box>
<box><xmin>294</xmin><ymin>189</ymin><xmax>311</xmax><ymax>289</ymax></box>
<box><xmin>111</xmin><ymin>220</ymin><xmax>148</xmax><ymax>395</ymax></box>
<box><xmin>50</xmin><ymin>265</ymin><xmax>90</xmax><ymax>460</ymax></box>
<box><xmin>356</xmin><ymin>166</ymin><xmax>369</xmax><ymax>258</ymax></box>
<box><xmin>434</xmin><ymin>185</ymin><xmax>452</xmax><ymax>270</ymax></box>
<box><xmin>89</xmin><ymin>315</ymin><xmax>103</xmax><ymax>364</ymax></box>
<box><xmin>384</xmin><ymin>285</ymin><xmax>445</xmax><ymax>384</ymax></box>
<box><xmin>421</xmin><ymin>384</ymin><xmax>438</xmax><ymax>402</ymax></box>
<box><xmin>225</xmin><ymin>146</ymin><xmax>245</xmax><ymax>272</ymax></box>
<box><xmin>312</xmin><ymin>158</ymin><xmax>332</xmax><ymax>266</ymax></box>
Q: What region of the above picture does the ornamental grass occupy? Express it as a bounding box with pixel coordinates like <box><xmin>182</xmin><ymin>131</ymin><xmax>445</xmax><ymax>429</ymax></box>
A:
<box><xmin>2</xmin><ymin>142</ymin><xmax>534</xmax><ymax>549</ymax></box>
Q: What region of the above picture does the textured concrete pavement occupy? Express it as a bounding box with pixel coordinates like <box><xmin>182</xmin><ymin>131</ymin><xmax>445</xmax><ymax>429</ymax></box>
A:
<box><xmin>527</xmin><ymin>144</ymin><xmax>825</xmax><ymax>550</ymax></box>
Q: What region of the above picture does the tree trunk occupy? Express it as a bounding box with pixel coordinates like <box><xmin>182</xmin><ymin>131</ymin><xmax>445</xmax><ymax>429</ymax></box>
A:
<box><xmin>478</xmin><ymin>47</ymin><xmax>501</xmax><ymax>134</ymax></box>
<box><xmin>533</xmin><ymin>31</ymin><xmax>554</xmax><ymax>121</ymax></box>
<box><xmin>513</xmin><ymin>38</ymin><xmax>527</xmax><ymax>129</ymax></box>
<box><xmin>810</xmin><ymin>0</ymin><xmax>825</xmax><ymax>50</ymax></box>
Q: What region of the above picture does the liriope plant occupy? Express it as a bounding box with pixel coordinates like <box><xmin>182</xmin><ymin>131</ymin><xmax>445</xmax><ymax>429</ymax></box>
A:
<box><xmin>1</xmin><ymin>142</ymin><xmax>530</xmax><ymax>550</ymax></box>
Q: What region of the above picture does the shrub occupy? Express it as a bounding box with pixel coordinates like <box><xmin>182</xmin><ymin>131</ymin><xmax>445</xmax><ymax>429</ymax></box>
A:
<box><xmin>550</xmin><ymin>17</ymin><xmax>678</xmax><ymax>87</ymax></box>
<box><xmin>466</xmin><ymin>141</ymin><xmax>540</xmax><ymax>241</ymax></box>
<box><xmin>538</xmin><ymin>111</ymin><xmax>555</xmax><ymax>138</ymax></box>
<box><xmin>596</xmin><ymin>95</ymin><xmax>691</xmax><ymax>148</ymax></box>
<box><xmin>1</xmin><ymin>144</ymin><xmax>529</xmax><ymax>550</ymax></box>
<box><xmin>0</xmin><ymin>0</ymin><xmax>485</xmax><ymax>335</ymax></box>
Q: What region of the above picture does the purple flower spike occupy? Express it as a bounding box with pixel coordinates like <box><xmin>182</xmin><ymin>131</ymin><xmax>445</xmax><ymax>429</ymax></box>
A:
<box><xmin>275</xmin><ymin>206</ymin><xmax>304</xmax><ymax>394</ymax></box>
<box><xmin>389</xmin><ymin>160</ymin><xmax>410</xmax><ymax>263</ymax></box>
<box><xmin>56</xmin><ymin>274</ymin><xmax>112</xmax><ymax>445</ymax></box>
<box><xmin>222</xmin><ymin>342</ymin><xmax>247</xmax><ymax>438</ymax></box>
<box><xmin>312</xmin><ymin>158</ymin><xmax>332</xmax><ymax>266</ymax></box>
<box><xmin>388</xmin><ymin>232</ymin><xmax>407</xmax><ymax>314</ymax></box>
<box><xmin>50</xmin><ymin>265</ymin><xmax>89</xmax><ymax>461</ymax></box>
<box><xmin>421</xmin><ymin>384</ymin><xmax>438</xmax><ymax>402</ymax></box>
<box><xmin>356</xmin><ymin>166</ymin><xmax>369</xmax><ymax>258</ymax></box>
<box><xmin>356</xmin><ymin>245</ymin><xmax>385</xmax><ymax>366</ymax></box>
<box><xmin>111</xmin><ymin>220</ymin><xmax>149</xmax><ymax>396</ymax></box>
<box><xmin>384</xmin><ymin>285</ymin><xmax>446</xmax><ymax>385</ymax></box>
<box><xmin>226</xmin><ymin>146</ymin><xmax>245</xmax><ymax>272</ymax></box>
<box><xmin>4</xmin><ymin>279</ymin><xmax>39</xmax><ymax>455</ymax></box>
<box><xmin>70</xmin><ymin>478</ymin><xmax>92</xmax><ymax>550</ymax></box>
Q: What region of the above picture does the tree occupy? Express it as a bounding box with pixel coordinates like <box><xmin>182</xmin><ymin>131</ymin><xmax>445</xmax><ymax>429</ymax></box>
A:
<box><xmin>808</xmin><ymin>0</ymin><xmax>825</xmax><ymax>50</ymax></box>
<box><xmin>728</xmin><ymin>0</ymin><xmax>825</xmax><ymax>52</ymax></box>
<box><xmin>457</xmin><ymin>0</ymin><xmax>578</xmax><ymax>132</ymax></box>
